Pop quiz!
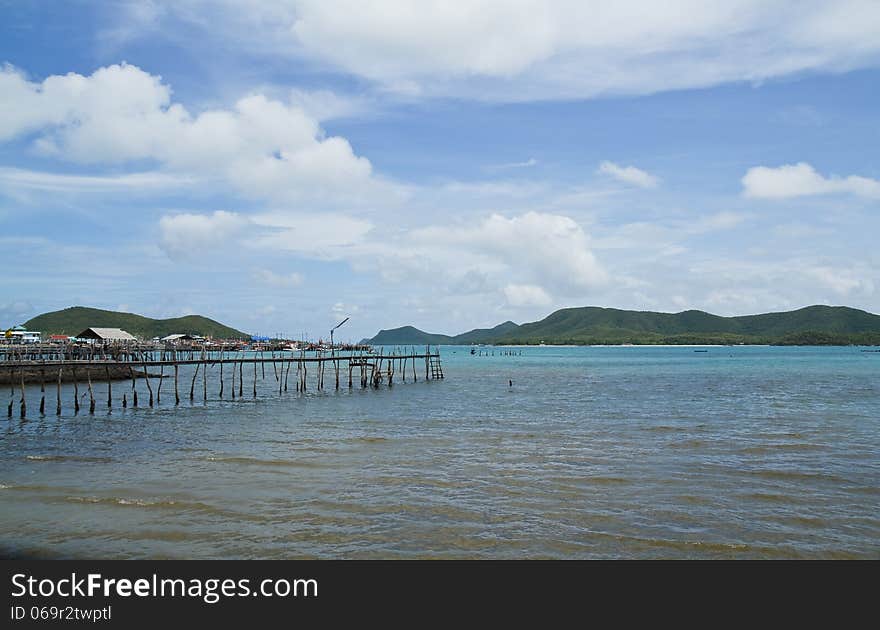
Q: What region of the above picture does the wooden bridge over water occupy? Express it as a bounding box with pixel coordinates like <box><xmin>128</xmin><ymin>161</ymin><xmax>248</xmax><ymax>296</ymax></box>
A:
<box><xmin>0</xmin><ymin>344</ymin><xmax>444</xmax><ymax>418</ymax></box>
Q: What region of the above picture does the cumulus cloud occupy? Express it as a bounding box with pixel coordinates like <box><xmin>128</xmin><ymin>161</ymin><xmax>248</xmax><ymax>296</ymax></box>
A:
<box><xmin>412</xmin><ymin>211</ymin><xmax>607</xmax><ymax>292</ymax></box>
<box><xmin>158</xmin><ymin>210</ymin><xmax>249</xmax><ymax>258</ymax></box>
<box><xmin>151</xmin><ymin>1</ymin><xmax>880</xmax><ymax>101</ymax></box>
<box><xmin>0</xmin><ymin>63</ymin><xmax>391</xmax><ymax>206</ymax></box>
<box><xmin>742</xmin><ymin>162</ymin><xmax>880</xmax><ymax>199</ymax></box>
<box><xmin>597</xmin><ymin>161</ymin><xmax>660</xmax><ymax>188</ymax></box>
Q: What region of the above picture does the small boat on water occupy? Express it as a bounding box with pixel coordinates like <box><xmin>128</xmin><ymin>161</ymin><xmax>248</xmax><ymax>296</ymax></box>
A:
<box><xmin>694</xmin><ymin>349</ymin><xmax>709</xmax><ymax>353</ymax></box>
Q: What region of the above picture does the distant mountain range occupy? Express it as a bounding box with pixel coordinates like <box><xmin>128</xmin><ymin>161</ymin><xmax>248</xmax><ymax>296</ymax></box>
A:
<box><xmin>362</xmin><ymin>305</ymin><xmax>880</xmax><ymax>346</ymax></box>
<box><xmin>24</xmin><ymin>307</ymin><xmax>249</xmax><ymax>340</ymax></box>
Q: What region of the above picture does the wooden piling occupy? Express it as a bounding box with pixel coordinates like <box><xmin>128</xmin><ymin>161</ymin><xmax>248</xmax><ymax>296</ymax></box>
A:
<box><xmin>40</xmin><ymin>369</ymin><xmax>45</xmax><ymax>415</ymax></box>
<box><xmin>56</xmin><ymin>367</ymin><xmax>62</xmax><ymax>415</ymax></box>
<box><xmin>87</xmin><ymin>372</ymin><xmax>95</xmax><ymax>414</ymax></box>
<box><xmin>174</xmin><ymin>364</ymin><xmax>180</xmax><ymax>405</ymax></box>
<box><xmin>142</xmin><ymin>359</ymin><xmax>154</xmax><ymax>407</ymax></box>
<box><xmin>72</xmin><ymin>367</ymin><xmax>80</xmax><ymax>414</ymax></box>
<box><xmin>190</xmin><ymin>363</ymin><xmax>199</xmax><ymax>402</ymax></box>
<box><xmin>20</xmin><ymin>370</ymin><xmax>26</xmax><ymax>418</ymax></box>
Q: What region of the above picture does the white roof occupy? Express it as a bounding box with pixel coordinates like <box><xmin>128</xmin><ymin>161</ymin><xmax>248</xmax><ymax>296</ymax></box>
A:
<box><xmin>80</xmin><ymin>327</ymin><xmax>137</xmax><ymax>341</ymax></box>
<box><xmin>162</xmin><ymin>333</ymin><xmax>187</xmax><ymax>341</ymax></box>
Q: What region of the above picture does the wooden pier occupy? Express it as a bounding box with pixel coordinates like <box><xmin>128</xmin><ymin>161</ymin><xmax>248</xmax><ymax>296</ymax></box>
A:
<box><xmin>0</xmin><ymin>344</ymin><xmax>444</xmax><ymax>418</ymax></box>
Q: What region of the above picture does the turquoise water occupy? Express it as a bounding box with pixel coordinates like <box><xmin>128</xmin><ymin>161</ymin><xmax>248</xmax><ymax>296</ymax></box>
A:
<box><xmin>1</xmin><ymin>345</ymin><xmax>878</xmax><ymax>558</ymax></box>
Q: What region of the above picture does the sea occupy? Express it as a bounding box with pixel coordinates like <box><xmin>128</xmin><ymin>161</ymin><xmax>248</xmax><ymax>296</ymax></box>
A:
<box><xmin>1</xmin><ymin>345</ymin><xmax>878</xmax><ymax>559</ymax></box>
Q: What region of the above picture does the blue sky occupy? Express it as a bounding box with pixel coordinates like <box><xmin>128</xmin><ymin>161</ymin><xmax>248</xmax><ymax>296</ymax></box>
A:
<box><xmin>1</xmin><ymin>1</ymin><xmax>878</xmax><ymax>341</ymax></box>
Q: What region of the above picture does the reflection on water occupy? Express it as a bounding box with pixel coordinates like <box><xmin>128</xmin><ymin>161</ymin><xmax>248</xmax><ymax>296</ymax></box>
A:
<box><xmin>1</xmin><ymin>345</ymin><xmax>878</xmax><ymax>559</ymax></box>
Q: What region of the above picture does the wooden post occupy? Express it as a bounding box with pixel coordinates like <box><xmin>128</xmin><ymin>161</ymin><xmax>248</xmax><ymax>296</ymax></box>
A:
<box><xmin>87</xmin><ymin>372</ymin><xmax>95</xmax><ymax>414</ymax></box>
<box><xmin>20</xmin><ymin>369</ymin><xmax>26</xmax><ymax>418</ymax></box>
<box><xmin>202</xmin><ymin>358</ymin><xmax>207</xmax><ymax>403</ymax></box>
<box><xmin>253</xmin><ymin>359</ymin><xmax>257</xmax><ymax>398</ymax></box>
<box><xmin>56</xmin><ymin>367</ymin><xmax>62</xmax><ymax>415</ymax></box>
<box><xmin>157</xmin><ymin>364</ymin><xmax>163</xmax><ymax>403</ymax></box>
<box><xmin>40</xmin><ymin>369</ymin><xmax>45</xmax><ymax>415</ymax></box>
<box><xmin>142</xmin><ymin>359</ymin><xmax>154</xmax><ymax>407</ymax></box>
<box><xmin>231</xmin><ymin>359</ymin><xmax>236</xmax><ymax>400</ymax></box>
<box><xmin>190</xmin><ymin>363</ymin><xmax>200</xmax><ymax>402</ymax></box>
<box><xmin>239</xmin><ymin>361</ymin><xmax>243</xmax><ymax>398</ymax></box>
<box><xmin>174</xmin><ymin>364</ymin><xmax>180</xmax><ymax>405</ymax></box>
<box><xmin>72</xmin><ymin>367</ymin><xmax>80</xmax><ymax>414</ymax></box>
<box><xmin>219</xmin><ymin>357</ymin><xmax>224</xmax><ymax>399</ymax></box>
<box><xmin>129</xmin><ymin>367</ymin><xmax>138</xmax><ymax>407</ymax></box>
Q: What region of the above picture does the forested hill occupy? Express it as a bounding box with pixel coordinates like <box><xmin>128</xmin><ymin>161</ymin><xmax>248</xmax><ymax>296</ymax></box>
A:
<box><xmin>363</xmin><ymin>305</ymin><xmax>880</xmax><ymax>346</ymax></box>
<box><xmin>23</xmin><ymin>307</ymin><xmax>249</xmax><ymax>339</ymax></box>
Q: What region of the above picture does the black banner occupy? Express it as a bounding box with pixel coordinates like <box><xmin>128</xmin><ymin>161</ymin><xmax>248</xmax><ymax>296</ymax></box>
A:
<box><xmin>1</xmin><ymin>560</ymin><xmax>873</xmax><ymax>625</ymax></box>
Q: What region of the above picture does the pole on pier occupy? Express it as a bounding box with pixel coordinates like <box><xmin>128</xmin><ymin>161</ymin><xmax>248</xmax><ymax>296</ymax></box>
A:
<box><xmin>20</xmin><ymin>370</ymin><xmax>26</xmax><ymax>418</ymax></box>
<box><xmin>142</xmin><ymin>359</ymin><xmax>154</xmax><ymax>407</ymax></box>
<box><xmin>39</xmin><ymin>369</ymin><xmax>45</xmax><ymax>415</ymax></box>
<box><xmin>87</xmin><ymin>372</ymin><xmax>95</xmax><ymax>414</ymax></box>
<box><xmin>130</xmin><ymin>367</ymin><xmax>138</xmax><ymax>407</ymax></box>
<box><xmin>105</xmin><ymin>366</ymin><xmax>112</xmax><ymax>409</ymax></box>
<box><xmin>157</xmin><ymin>364</ymin><xmax>163</xmax><ymax>404</ymax></box>
<box><xmin>174</xmin><ymin>364</ymin><xmax>180</xmax><ymax>405</ymax></box>
<box><xmin>71</xmin><ymin>368</ymin><xmax>79</xmax><ymax>414</ymax></box>
<box><xmin>190</xmin><ymin>363</ymin><xmax>199</xmax><ymax>402</ymax></box>
<box><xmin>56</xmin><ymin>367</ymin><xmax>62</xmax><ymax>415</ymax></box>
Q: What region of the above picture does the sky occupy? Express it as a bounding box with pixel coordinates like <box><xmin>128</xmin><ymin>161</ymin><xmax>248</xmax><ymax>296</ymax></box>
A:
<box><xmin>1</xmin><ymin>0</ymin><xmax>878</xmax><ymax>342</ymax></box>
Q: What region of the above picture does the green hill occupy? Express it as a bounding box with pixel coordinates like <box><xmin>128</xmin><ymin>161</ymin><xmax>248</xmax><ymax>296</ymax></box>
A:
<box><xmin>24</xmin><ymin>306</ymin><xmax>250</xmax><ymax>340</ymax></box>
<box><xmin>362</xmin><ymin>305</ymin><xmax>880</xmax><ymax>346</ymax></box>
<box><xmin>364</xmin><ymin>326</ymin><xmax>455</xmax><ymax>346</ymax></box>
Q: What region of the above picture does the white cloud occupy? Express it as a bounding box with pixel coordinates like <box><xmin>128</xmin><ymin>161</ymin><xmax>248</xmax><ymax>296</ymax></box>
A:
<box><xmin>503</xmin><ymin>283</ymin><xmax>552</xmax><ymax>307</ymax></box>
<box><xmin>0</xmin><ymin>167</ymin><xmax>194</xmax><ymax>194</ymax></box>
<box><xmin>742</xmin><ymin>162</ymin><xmax>880</xmax><ymax>199</ymax></box>
<box><xmin>156</xmin><ymin>1</ymin><xmax>880</xmax><ymax>101</ymax></box>
<box><xmin>158</xmin><ymin>210</ymin><xmax>249</xmax><ymax>258</ymax></box>
<box><xmin>412</xmin><ymin>211</ymin><xmax>607</xmax><ymax>291</ymax></box>
<box><xmin>597</xmin><ymin>161</ymin><xmax>659</xmax><ymax>188</ymax></box>
<box><xmin>253</xmin><ymin>269</ymin><xmax>304</xmax><ymax>287</ymax></box>
<box><xmin>0</xmin><ymin>63</ymin><xmax>392</xmax><ymax>206</ymax></box>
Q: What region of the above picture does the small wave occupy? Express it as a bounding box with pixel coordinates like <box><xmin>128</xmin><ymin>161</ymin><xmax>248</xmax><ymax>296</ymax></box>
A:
<box><xmin>585</xmin><ymin>476</ymin><xmax>630</xmax><ymax>485</ymax></box>
<box><xmin>64</xmin><ymin>495</ymin><xmax>230</xmax><ymax>516</ymax></box>
<box><xmin>739</xmin><ymin>444</ymin><xmax>824</xmax><ymax>454</ymax></box>
<box><xmin>26</xmin><ymin>455</ymin><xmax>113</xmax><ymax>463</ymax></box>
<box><xmin>204</xmin><ymin>455</ymin><xmax>324</xmax><ymax>468</ymax></box>
<box><xmin>746</xmin><ymin>469</ymin><xmax>845</xmax><ymax>483</ymax></box>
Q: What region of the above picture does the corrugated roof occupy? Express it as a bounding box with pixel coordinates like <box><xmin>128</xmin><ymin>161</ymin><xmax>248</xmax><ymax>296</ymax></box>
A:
<box><xmin>76</xmin><ymin>327</ymin><xmax>137</xmax><ymax>341</ymax></box>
